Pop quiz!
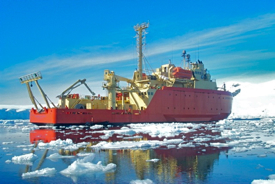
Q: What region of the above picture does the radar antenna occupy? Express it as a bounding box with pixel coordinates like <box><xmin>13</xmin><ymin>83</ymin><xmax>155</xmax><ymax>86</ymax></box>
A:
<box><xmin>182</xmin><ymin>50</ymin><xmax>186</xmax><ymax>68</ymax></box>
<box><xmin>182</xmin><ymin>50</ymin><xmax>191</xmax><ymax>69</ymax></box>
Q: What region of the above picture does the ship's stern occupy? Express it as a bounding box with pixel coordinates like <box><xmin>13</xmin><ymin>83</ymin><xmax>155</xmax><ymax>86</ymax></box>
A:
<box><xmin>30</xmin><ymin>108</ymin><xmax>57</xmax><ymax>125</ymax></box>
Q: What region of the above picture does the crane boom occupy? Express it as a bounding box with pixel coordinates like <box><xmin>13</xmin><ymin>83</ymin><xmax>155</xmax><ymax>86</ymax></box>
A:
<box><xmin>58</xmin><ymin>79</ymin><xmax>95</xmax><ymax>98</ymax></box>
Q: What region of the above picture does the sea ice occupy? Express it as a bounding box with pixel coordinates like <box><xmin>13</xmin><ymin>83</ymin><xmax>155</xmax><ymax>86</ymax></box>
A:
<box><xmin>38</xmin><ymin>138</ymin><xmax>88</xmax><ymax>151</ymax></box>
<box><xmin>164</xmin><ymin>138</ymin><xmax>184</xmax><ymax>145</ymax></box>
<box><xmin>22</xmin><ymin>168</ymin><xmax>56</xmax><ymax>179</ymax></box>
<box><xmin>167</xmin><ymin>145</ymin><xmax>176</xmax><ymax>149</ymax></box>
<box><xmin>89</xmin><ymin>124</ymin><xmax>104</xmax><ymax>130</ymax></box>
<box><xmin>22</xmin><ymin>127</ymin><xmax>32</xmax><ymax>133</ymax></box>
<box><xmin>91</xmin><ymin>140</ymin><xmax>166</xmax><ymax>150</ymax></box>
<box><xmin>178</xmin><ymin>142</ymin><xmax>195</xmax><ymax>148</ymax></box>
<box><xmin>60</xmin><ymin>153</ymin><xmax>116</xmax><ymax>182</ymax></box>
<box><xmin>251</xmin><ymin>180</ymin><xmax>275</xmax><ymax>184</ymax></box>
<box><xmin>123</xmin><ymin>136</ymin><xmax>143</xmax><ymax>139</ymax></box>
<box><xmin>80</xmin><ymin>135</ymin><xmax>92</xmax><ymax>140</ymax></box>
<box><xmin>130</xmin><ymin>179</ymin><xmax>154</xmax><ymax>184</ymax></box>
<box><xmin>47</xmin><ymin>153</ymin><xmax>75</xmax><ymax>161</ymax></box>
<box><xmin>12</xmin><ymin>153</ymin><xmax>38</xmax><ymax>165</ymax></box>
<box><xmin>77</xmin><ymin>153</ymin><xmax>92</xmax><ymax>157</ymax></box>
<box><xmin>146</xmin><ymin>159</ymin><xmax>159</xmax><ymax>163</ymax></box>
<box><xmin>193</xmin><ymin>137</ymin><xmax>212</xmax><ymax>142</ymax></box>
<box><xmin>231</xmin><ymin>147</ymin><xmax>249</xmax><ymax>152</ymax></box>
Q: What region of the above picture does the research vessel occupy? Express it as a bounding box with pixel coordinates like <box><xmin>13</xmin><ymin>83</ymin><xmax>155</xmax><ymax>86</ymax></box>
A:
<box><xmin>20</xmin><ymin>23</ymin><xmax>232</xmax><ymax>125</ymax></box>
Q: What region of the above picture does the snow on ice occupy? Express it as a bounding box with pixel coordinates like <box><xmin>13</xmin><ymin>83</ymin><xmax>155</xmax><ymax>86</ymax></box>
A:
<box><xmin>11</xmin><ymin>153</ymin><xmax>38</xmax><ymax>165</ymax></box>
<box><xmin>252</xmin><ymin>178</ymin><xmax>275</xmax><ymax>184</ymax></box>
<box><xmin>60</xmin><ymin>153</ymin><xmax>116</xmax><ymax>182</ymax></box>
<box><xmin>77</xmin><ymin>153</ymin><xmax>92</xmax><ymax>157</ymax></box>
<box><xmin>0</xmin><ymin>105</ymin><xmax>31</xmax><ymax>120</ymax></box>
<box><xmin>22</xmin><ymin>168</ymin><xmax>56</xmax><ymax>179</ymax></box>
<box><xmin>38</xmin><ymin>138</ymin><xmax>88</xmax><ymax>151</ymax></box>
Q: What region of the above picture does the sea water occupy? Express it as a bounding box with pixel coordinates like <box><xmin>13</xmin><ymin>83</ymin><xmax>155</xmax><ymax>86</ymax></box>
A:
<box><xmin>0</xmin><ymin>118</ymin><xmax>275</xmax><ymax>184</ymax></box>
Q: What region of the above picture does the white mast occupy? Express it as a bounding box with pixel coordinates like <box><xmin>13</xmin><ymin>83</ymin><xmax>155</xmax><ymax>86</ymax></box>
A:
<box><xmin>134</xmin><ymin>22</ymin><xmax>149</xmax><ymax>81</ymax></box>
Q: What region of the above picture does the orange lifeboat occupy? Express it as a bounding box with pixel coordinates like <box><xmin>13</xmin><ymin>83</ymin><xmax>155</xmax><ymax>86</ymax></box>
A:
<box><xmin>172</xmin><ymin>67</ymin><xmax>192</xmax><ymax>79</ymax></box>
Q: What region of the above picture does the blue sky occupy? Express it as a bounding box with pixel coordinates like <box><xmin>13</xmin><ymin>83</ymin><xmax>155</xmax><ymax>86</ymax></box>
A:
<box><xmin>1</xmin><ymin>1</ymin><xmax>275</xmax><ymax>105</ymax></box>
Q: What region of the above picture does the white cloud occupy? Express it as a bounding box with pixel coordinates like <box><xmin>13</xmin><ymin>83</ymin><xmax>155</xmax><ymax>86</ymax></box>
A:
<box><xmin>217</xmin><ymin>72</ymin><xmax>275</xmax><ymax>85</ymax></box>
<box><xmin>2</xmin><ymin>13</ymin><xmax>275</xmax><ymax>81</ymax></box>
<box><xmin>1</xmin><ymin>13</ymin><xmax>275</xmax><ymax>105</ymax></box>
<box><xmin>206</xmin><ymin>50</ymin><xmax>275</xmax><ymax>70</ymax></box>
<box><xmin>147</xmin><ymin>13</ymin><xmax>275</xmax><ymax>56</ymax></box>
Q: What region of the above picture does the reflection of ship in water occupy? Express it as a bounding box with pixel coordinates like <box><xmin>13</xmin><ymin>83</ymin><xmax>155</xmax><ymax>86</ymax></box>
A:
<box><xmin>30</xmin><ymin>126</ymin><xmax>230</xmax><ymax>183</ymax></box>
<box><xmin>30</xmin><ymin>127</ymin><xmax>124</xmax><ymax>144</ymax></box>
<box><xmin>153</xmin><ymin>149</ymin><xmax>223</xmax><ymax>183</ymax></box>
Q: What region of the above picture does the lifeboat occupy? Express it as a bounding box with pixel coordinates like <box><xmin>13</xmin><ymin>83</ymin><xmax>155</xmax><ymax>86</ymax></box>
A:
<box><xmin>172</xmin><ymin>67</ymin><xmax>192</xmax><ymax>79</ymax></box>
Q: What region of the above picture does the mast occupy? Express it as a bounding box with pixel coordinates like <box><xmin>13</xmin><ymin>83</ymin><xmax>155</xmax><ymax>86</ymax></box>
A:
<box><xmin>134</xmin><ymin>23</ymin><xmax>149</xmax><ymax>80</ymax></box>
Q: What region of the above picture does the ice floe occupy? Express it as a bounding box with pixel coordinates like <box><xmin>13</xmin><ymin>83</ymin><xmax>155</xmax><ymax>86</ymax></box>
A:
<box><xmin>178</xmin><ymin>142</ymin><xmax>195</xmax><ymax>148</ymax></box>
<box><xmin>146</xmin><ymin>159</ymin><xmax>159</xmax><ymax>163</ymax></box>
<box><xmin>47</xmin><ymin>153</ymin><xmax>75</xmax><ymax>161</ymax></box>
<box><xmin>11</xmin><ymin>153</ymin><xmax>38</xmax><ymax>165</ymax></box>
<box><xmin>22</xmin><ymin>168</ymin><xmax>56</xmax><ymax>179</ymax></box>
<box><xmin>0</xmin><ymin>120</ymin><xmax>31</xmax><ymax>126</ymax></box>
<box><xmin>91</xmin><ymin>138</ymin><xmax>184</xmax><ymax>150</ymax></box>
<box><xmin>38</xmin><ymin>138</ymin><xmax>88</xmax><ymax>151</ymax></box>
<box><xmin>130</xmin><ymin>179</ymin><xmax>154</xmax><ymax>184</ymax></box>
<box><xmin>60</xmin><ymin>153</ymin><xmax>116</xmax><ymax>182</ymax></box>
<box><xmin>77</xmin><ymin>153</ymin><xmax>92</xmax><ymax>157</ymax></box>
<box><xmin>252</xmin><ymin>180</ymin><xmax>275</xmax><ymax>184</ymax></box>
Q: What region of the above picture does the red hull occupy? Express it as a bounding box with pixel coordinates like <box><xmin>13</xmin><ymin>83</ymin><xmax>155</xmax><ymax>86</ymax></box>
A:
<box><xmin>30</xmin><ymin>87</ymin><xmax>232</xmax><ymax>125</ymax></box>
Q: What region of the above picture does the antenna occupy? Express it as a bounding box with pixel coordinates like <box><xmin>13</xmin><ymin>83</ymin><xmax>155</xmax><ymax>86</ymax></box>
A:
<box><xmin>197</xmin><ymin>44</ymin><xmax>200</xmax><ymax>61</ymax></box>
<box><xmin>182</xmin><ymin>50</ymin><xmax>186</xmax><ymax>68</ymax></box>
<box><xmin>186</xmin><ymin>54</ymin><xmax>190</xmax><ymax>69</ymax></box>
<box><xmin>134</xmin><ymin>22</ymin><xmax>149</xmax><ymax>81</ymax></box>
<box><xmin>182</xmin><ymin>50</ymin><xmax>191</xmax><ymax>69</ymax></box>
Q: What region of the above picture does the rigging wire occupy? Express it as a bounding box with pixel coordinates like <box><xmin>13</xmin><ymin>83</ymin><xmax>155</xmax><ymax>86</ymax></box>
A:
<box><xmin>143</xmin><ymin>55</ymin><xmax>156</xmax><ymax>76</ymax></box>
<box><xmin>33</xmin><ymin>96</ymin><xmax>44</xmax><ymax>109</ymax></box>
<box><xmin>46</xmin><ymin>95</ymin><xmax>56</xmax><ymax>108</ymax></box>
